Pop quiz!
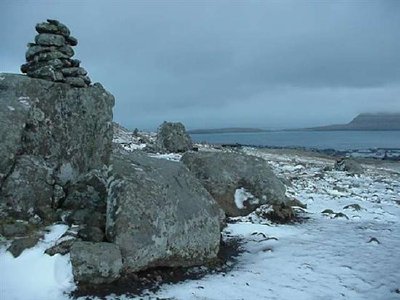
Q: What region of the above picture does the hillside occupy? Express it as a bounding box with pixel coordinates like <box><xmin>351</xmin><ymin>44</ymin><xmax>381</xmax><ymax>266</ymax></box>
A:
<box><xmin>309</xmin><ymin>113</ymin><xmax>400</xmax><ymax>131</ymax></box>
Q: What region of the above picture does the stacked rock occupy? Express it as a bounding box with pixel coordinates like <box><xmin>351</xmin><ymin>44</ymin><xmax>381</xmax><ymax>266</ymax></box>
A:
<box><xmin>20</xmin><ymin>19</ymin><xmax>91</xmax><ymax>88</ymax></box>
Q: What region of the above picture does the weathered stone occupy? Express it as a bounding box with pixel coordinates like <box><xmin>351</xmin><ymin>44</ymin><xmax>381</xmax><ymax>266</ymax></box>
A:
<box><xmin>70</xmin><ymin>241</ymin><xmax>122</xmax><ymax>284</ymax></box>
<box><xmin>66</xmin><ymin>35</ymin><xmax>78</xmax><ymax>46</ymax></box>
<box><xmin>181</xmin><ymin>151</ymin><xmax>289</xmax><ymax>217</ymax></box>
<box><xmin>36</xmin><ymin>20</ymin><xmax>70</xmax><ymax>37</ymax></box>
<box><xmin>33</xmin><ymin>51</ymin><xmax>69</xmax><ymax>62</ymax></box>
<box><xmin>81</xmin><ymin>75</ymin><xmax>91</xmax><ymax>85</ymax></box>
<box><xmin>35</xmin><ymin>33</ymin><xmax>66</xmax><ymax>47</ymax></box>
<box><xmin>35</xmin><ymin>22</ymin><xmax>60</xmax><ymax>35</ymax></box>
<box><xmin>25</xmin><ymin>44</ymin><xmax>52</xmax><ymax>60</ymax></box>
<box><xmin>62</xmin><ymin>169</ymin><xmax>107</xmax><ymax>211</ymax></box>
<box><xmin>58</xmin><ymin>45</ymin><xmax>74</xmax><ymax>57</ymax></box>
<box><xmin>0</xmin><ymin>155</ymin><xmax>54</xmax><ymax>220</ymax></box>
<box><xmin>26</xmin><ymin>65</ymin><xmax>64</xmax><ymax>81</ymax></box>
<box><xmin>106</xmin><ymin>150</ymin><xmax>223</xmax><ymax>272</ymax></box>
<box><xmin>7</xmin><ymin>235</ymin><xmax>41</xmax><ymax>257</ymax></box>
<box><xmin>45</xmin><ymin>238</ymin><xmax>76</xmax><ymax>256</ymax></box>
<box><xmin>64</xmin><ymin>76</ymin><xmax>86</xmax><ymax>87</ymax></box>
<box><xmin>70</xmin><ymin>59</ymin><xmax>80</xmax><ymax>67</ymax></box>
<box><xmin>0</xmin><ymin>222</ymin><xmax>30</xmax><ymax>238</ymax></box>
<box><xmin>156</xmin><ymin>121</ymin><xmax>193</xmax><ymax>153</ymax></box>
<box><xmin>61</xmin><ymin>67</ymin><xmax>87</xmax><ymax>77</ymax></box>
<box><xmin>334</xmin><ymin>158</ymin><xmax>364</xmax><ymax>175</ymax></box>
<box><xmin>0</xmin><ymin>73</ymin><xmax>114</xmax><ymax>221</ymax></box>
<box><xmin>23</xmin><ymin>59</ymin><xmax>64</xmax><ymax>73</ymax></box>
<box><xmin>78</xmin><ymin>226</ymin><xmax>104</xmax><ymax>242</ymax></box>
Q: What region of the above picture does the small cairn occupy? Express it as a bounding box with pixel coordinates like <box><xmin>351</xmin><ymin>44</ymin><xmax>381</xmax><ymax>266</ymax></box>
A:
<box><xmin>20</xmin><ymin>19</ymin><xmax>91</xmax><ymax>88</ymax></box>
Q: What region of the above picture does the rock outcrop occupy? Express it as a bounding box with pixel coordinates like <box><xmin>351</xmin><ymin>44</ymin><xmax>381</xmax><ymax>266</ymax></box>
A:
<box><xmin>181</xmin><ymin>151</ymin><xmax>289</xmax><ymax>217</ymax></box>
<box><xmin>106</xmin><ymin>150</ymin><xmax>223</xmax><ymax>272</ymax></box>
<box><xmin>156</xmin><ymin>121</ymin><xmax>193</xmax><ymax>153</ymax></box>
<box><xmin>20</xmin><ymin>19</ymin><xmax>91</xmax><ymax>87</ymax></box>
<box><xmin>0</xmin><ymin>73</ymin><xmax>114</xmax><ymax>223</ymax></box>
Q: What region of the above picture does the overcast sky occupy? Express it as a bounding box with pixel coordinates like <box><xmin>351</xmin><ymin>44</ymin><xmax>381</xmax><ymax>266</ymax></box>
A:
<box><xmin>1</xmin><ymin>0</ymin><xmax>399</xmax><ymax>130</ymax></box>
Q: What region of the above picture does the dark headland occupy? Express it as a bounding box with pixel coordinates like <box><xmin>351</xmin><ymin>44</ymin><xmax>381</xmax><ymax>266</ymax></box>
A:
<box><xmin>305</xmin><ymin>113</ymin><xmax>400</xmax><ymax>131</ymax></box>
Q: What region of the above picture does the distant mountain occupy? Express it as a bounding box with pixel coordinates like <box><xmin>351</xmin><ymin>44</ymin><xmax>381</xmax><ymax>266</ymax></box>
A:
<box><xmin>188</xmin><ymin>127</ymin><xmax>267</xmax><ymax>134</ymax></box>
<box><xmin>307</xmin><ymin>113</ymin><xmax>400</xmax><ymax>131</ymax></box>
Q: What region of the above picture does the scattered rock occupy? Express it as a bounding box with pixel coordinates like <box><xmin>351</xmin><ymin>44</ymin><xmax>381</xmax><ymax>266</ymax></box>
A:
<box><xmin>45</xmin><ymin>238</ymin><xmax>76</xmax><ymax>256</ymax></box>
<box><xmin>156</xmin><ymin>121</ymin><xmax>193</xmax><ymax>153</ymax></box>
<box><xmin>7</xmin><ymin>235</ymin><xmax>41</xmax><ymax>257</ymax></box>
<box><xmin>367</xmin><ymin>237</ymin><xmax>380</xmax><ymax>244</ymax></box>
<box><xmin>181</xmin><ymin>151</ymin><xmax>289</xmax><ymax>217</ymax></box>
<box><xmin>343</xmin><ymin>204</ymin><xmax>362</xmax><ymax>211</ymax></box>
<box><xmin>321</xmin><ymin>209</ymin><xmax>335</xmax><ymax>214</ymax></box>
<box><xmin>334</xmin><ymin>158</ymin><xmax>363</xmax><ymax>175</ymax></box>
<box><xmin>70</xmin><ymin>241</ymin><xmax>123</xmax><ymax>284</ymax></box>
<box><xmin>106</xmin><ymin>150</ymin><xmax>223</xmax><ymax>272</ymax></box>
<box><xmin>333</xmin><ymin>212</ymin><xmax>349</xmax><ymax>220</ymax></box>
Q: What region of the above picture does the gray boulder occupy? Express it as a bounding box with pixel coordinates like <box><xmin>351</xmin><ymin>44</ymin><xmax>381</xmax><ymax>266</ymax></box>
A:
<box><xmin>0</xmin><ymin>73</ymin><xmax>114</xmax><ymax>221</ymax></box>
<box><xmin>181</xmin><ymin>151</ymin><xmax>289</xmax><ymax>217</ymax></box>
<box><xmin>334</xmin><ymin>158</ymin><xmax>364</xmax><ymax>175</ymax></box>
<box><xmin>70</xmin><ymin>241</ymin><xmax>122</xmax><ymax>284</ymax></box>
<box><xmin>156</xmin><ymin>121</ymin><xmax>193</xmax><ymax>153</ymax></box>
<box><xmin>106</xmin><ymin>150</ymin><xmax>223</xmax><ymax>272</ymax></box>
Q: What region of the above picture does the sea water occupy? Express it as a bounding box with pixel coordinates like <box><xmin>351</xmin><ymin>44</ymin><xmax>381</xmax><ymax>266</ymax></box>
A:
<box><xmin>190</xmin><ymin>131</ymin><xmax>400</xmax><ymax>151</ymax></box>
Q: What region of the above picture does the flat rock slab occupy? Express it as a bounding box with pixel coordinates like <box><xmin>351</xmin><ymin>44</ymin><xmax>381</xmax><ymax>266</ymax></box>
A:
<box><xmin>106</xmin><ymin>150</ymin><xmax>223</xmax><ymax>273</ymax></box>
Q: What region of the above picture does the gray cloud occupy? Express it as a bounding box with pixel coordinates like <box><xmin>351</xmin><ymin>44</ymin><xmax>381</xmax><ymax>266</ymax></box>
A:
<box><xmin>1</xmin><ymin>0</ymin><xmax>399</xmax><ymax>130</ymax></box>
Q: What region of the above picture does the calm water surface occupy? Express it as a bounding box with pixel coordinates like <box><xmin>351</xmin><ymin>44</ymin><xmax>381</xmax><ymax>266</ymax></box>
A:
<box><xmin>191</xmin><ymin>131</ymin><xmax>400</xmax><ymax>151</ymax></box>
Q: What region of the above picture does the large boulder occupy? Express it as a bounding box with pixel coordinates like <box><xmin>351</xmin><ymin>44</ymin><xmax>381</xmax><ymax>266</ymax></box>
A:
<box><xmin>70</xmin><ymin>241</ymin><xmax>123</xmax><ymax>284</ymax></box>
<box><xmin>156</xmin><ymin>121</ymin><xmax>193</xmax><ymax>153</ymax></box>
<box><xmin>0</xmin><ymin>73</ymin><xmax>114</xmax><ymax>221</ymax></box>
<box><xmin>106</xmin><ymin>150</ymin><xmax>223</xmax><ymax>272</ymax></box>
<box><xmin>181</xmin><ymin>151</ymin><xmax>289</xmax><ymax>217</ymax></box>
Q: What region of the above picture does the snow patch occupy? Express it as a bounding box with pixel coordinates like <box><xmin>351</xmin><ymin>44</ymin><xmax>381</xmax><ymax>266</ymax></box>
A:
<box><xmin>0</xmin><ymin>224</ymin><xmax>75</xmax><ymax>300</ymax></box>
<box><xmin>7</xmin><ymin>105</ymin><xmax>15</xmax><ymax>111</ymax></box>
<box><xmin>234</xmin><ymin>187</ymin><xmax>259</xmax><ymax>209</ymax></box>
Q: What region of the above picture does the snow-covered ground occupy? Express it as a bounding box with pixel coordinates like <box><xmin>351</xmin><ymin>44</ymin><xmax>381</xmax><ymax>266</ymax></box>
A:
<box><xmin>1</xmin><ymin>147</ymin><xmax>399</xmax><ymax>300</ymax></box>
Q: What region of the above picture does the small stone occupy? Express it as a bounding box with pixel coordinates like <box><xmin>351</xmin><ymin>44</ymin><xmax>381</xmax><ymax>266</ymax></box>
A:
<box><xmin>58</xmin><ymin>45</ymin><xmax>74</xmax><ymax>57</ymax></box>
<box><xmin>77</xmin><ymin>226</ymin><xmax>104</xmax><ymax>242</ymax></box>
<box><xmin>80</xmin><ymin>75</ymin><xmax>91</xmax><ymax>85</ymax></box>
<box><xmin>66</xmin><ymin>35</ymin><xmax>78</xmax><ymax>46</ymax></box>
<box><xmin>7</xmin><ymin>235</ymin><xmax>41</xmax><ymax>257</ymax></box>
<box><xmin>70</xmin><ymin>242</ymin><xmax>123</xmax><ymax>284</ymax></box>
<box><xmin>45</xmin><ymin>238</ymin><xmax>76</xmax><ymax>256</ymax></box>
<box><xmin>61</xmin><ymin>67</ymin><xmax>87</xmax><ymax>77</ymax></box>
<box><xmin>0</xmin><ymin>222</ymin><xmax>30</xmax><ymax>238</ymax></box>
<box><xmin>27</xmin><ymin>65</ymin><xmax>64</xmax><ymax>82</ymax></box>
<box><xmin>20</xmin><ymin>62</ymin><xmax>30</xmax><ymax>73</ymax></box>
<box><xmin>70</xmin><ymin>59</ymin><xmax>80</xmax><ymax>67</ymax></box>
<box><xmin>25</xmin><ymin>45</ymin><xmax>52</xmax><ymax>61</ymax></box>
<box><xmin>64</xmin><ymin>76</ymin><xmax>86</xmax><ymax>88</ymax></box>
<box><xmin>25</xmin><ymin>59</ymin><xmax>64</xmax><ymax>71</ymax></box>
<box><xmin>35</xmin><ymin>22</ymin><xmax>60</xmax><ymax>35</ymax></box>
<box><xmin>34</xmin><ymin>51</ymin><xmax>69</xmax><ymax>62</ymax></box>
<box><xmin>35</xmin><ymin>33</ymin><xmax>66</xmax><ymax>47</ymax></box>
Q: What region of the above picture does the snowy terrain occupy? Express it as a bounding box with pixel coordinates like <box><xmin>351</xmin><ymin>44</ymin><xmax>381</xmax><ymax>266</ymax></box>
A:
<box><xmin>1</xmin><ymin>141</ymin><xmax>399</xmax><ymax>300</ymax></box>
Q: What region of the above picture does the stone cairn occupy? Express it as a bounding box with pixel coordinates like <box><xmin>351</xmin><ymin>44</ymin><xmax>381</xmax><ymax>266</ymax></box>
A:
<box><xmin>21</xmin><ymin>19</ymin><xmax>91</xmax><ymax>88</ymax></box>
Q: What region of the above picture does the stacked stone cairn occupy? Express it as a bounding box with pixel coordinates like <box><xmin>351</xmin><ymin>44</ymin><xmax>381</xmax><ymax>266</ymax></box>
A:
<box><xmin>20</xmin><ymin>19</ymin><xmax>91</xmax><ymax>88</ymax></box>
